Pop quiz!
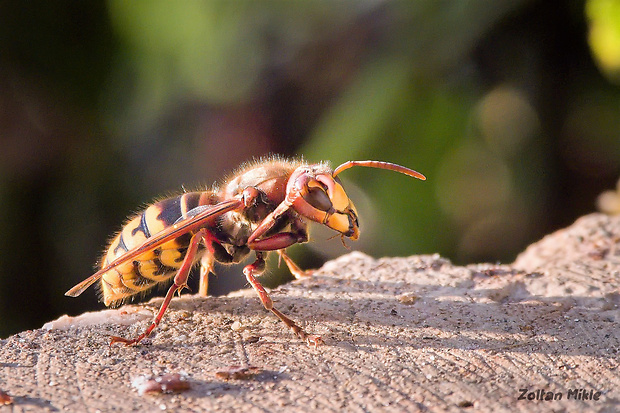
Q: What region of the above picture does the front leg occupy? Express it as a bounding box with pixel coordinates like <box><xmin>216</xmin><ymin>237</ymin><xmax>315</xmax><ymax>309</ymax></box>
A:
<box><xmin>247</xmin><ymin>232</ymin><xmax>307</xmax><ymax>251</ymax></box>
<box><xmin>244</xmin><ymin>253</ymin><xmax>322</xmax><ymax>347</ymax></box>
<box><xmin>248</xmin><ymin>231</ymin><xmax>315</xmax><ymax>278</ymax></box>
<box><xmin>248</xmin><ymin>214</ymin><xmax>309</xmax><ymax>251</ymax></box>
<box><xmin>249</xmin><ymin>215</ymin><xmax>313</xmax><ymax>280</ymax></box>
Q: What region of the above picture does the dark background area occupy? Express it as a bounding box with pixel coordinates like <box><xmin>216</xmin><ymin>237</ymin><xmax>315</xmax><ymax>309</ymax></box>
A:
<box><xmin>1</xmin><ymin>0</ymin><xmax>619</xmax><ymax>338</ymax></box>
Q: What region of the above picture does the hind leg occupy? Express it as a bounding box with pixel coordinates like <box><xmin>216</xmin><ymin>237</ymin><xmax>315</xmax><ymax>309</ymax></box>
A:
<box><xmin>110</xmin><ymin>228</ymin><xmax>210</xmax><ymax>346</ymax></box>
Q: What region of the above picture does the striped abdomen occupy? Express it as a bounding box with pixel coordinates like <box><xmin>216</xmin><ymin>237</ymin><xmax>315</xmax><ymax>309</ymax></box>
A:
<box><xmin>100</xmin><ymin>191</ymin><xmax>217</xmax><ymax>307</ymax></box>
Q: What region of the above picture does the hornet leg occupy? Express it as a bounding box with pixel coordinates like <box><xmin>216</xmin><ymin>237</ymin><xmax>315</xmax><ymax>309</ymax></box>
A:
<box><xmin>244</xmin><ymin>253</ymin><xmax>322</xmax><ymax>347</ymax></box>
<box><xmin>277</xmin><ymin>250</ymin><xmax>314</xmax><ymax>279</ymax></box>
<box><xmin>197</xmin><ymin>230</ymin><xmax>220</xmax><ymax>296</ymax></box>
<box><xmin>199</xmin><ymin>253</ymin><xmax>215</xmax><ymax>297</ymax></box>
<box><xmin>110</xmin><ymin>228</ymin><xmax>210</xmax><ymax>346</ymax></box>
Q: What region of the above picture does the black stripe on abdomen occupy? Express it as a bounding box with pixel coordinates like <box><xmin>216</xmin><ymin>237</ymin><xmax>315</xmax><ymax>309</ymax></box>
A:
<box><xmin>113</xmin><ymin>232</ymin><xmax>129</xmax><ymax>255</ymax></box>
<box><xmin>132</xmin><ymin>211</ymin><xmax>152</xmax><ymax>238</ymax></box>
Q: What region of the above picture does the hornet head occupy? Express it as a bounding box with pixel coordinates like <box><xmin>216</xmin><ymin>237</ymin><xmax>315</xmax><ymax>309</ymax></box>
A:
<box><xmin>288</xmin><ymin>160</ymin><xmax>426</xmax><ymax>240</ymax></box>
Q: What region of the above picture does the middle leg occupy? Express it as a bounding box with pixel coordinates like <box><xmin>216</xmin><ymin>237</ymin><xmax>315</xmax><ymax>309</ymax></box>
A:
<box><xmin>277</xmin><ymin>250</ymin><xmax>314</xmax><ymax>279</ymax></box>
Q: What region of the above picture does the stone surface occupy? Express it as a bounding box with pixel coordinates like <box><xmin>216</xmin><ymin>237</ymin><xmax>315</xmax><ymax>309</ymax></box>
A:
<box><xmin>0</xmin><ymin>213</ymin><xmax>619</xmax><ymax>412</ymax></box>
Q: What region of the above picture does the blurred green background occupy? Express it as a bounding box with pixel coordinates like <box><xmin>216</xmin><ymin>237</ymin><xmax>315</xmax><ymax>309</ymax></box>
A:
<box><xmin>1</xmin><ymin>0</ymin><xmax>620</xmax><ymax>338</ymax></box>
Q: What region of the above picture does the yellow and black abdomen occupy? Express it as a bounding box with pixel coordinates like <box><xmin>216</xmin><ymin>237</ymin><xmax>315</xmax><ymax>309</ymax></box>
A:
<box><xmin>100</xmin><ymin>191</ymin><xmax>215</xmax><ymax>307</ymax></box>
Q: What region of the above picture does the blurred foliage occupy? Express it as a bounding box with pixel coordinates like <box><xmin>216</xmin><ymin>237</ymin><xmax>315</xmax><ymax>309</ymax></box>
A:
<box><xmin>1</xmin><ymin>0</ymin><xmax>619</xmax><ymax>338</ymax></box>
<box><xmin>587</xmin><ymin>0</ymin><xmax>620</xmax><ymax>81</ymax></box>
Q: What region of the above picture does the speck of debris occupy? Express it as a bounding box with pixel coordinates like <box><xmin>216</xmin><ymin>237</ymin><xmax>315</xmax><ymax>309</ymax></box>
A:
<box><xmin>0</xmin><ymin>390</ymin><xmax>13</xmax><ymax>405</ymax></box>
<box><xmin>230</xmin><ymin>320</ymin><xmax>244</xmax><ymax>331</ymax></box>
<box><xmin>398</xmin><ymin>293</ymin><xmax>419</xmax><ymax>305</ymax></box>
<box><xmin>131</xmin><ymin>373</ymin><xmax>190</xmax><ymax>396</ymax></box>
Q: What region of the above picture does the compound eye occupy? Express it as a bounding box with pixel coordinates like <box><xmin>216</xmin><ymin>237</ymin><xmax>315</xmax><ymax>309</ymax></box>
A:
<box><xmin>304</xmin><ymin>187</ymin><xmax>332</xmax><ymax>212</ymax></box>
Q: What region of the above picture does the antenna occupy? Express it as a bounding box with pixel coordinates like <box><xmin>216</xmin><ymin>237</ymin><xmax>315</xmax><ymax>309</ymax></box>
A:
<box><xmin>333</xmin><ymin>160</ymin><xmax>426</xmax><ymax>181</ymax></box>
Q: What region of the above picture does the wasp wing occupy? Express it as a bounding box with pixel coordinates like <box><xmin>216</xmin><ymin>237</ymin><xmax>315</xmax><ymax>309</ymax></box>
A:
<box><xmin>65</xmin><ymin>198</ymin><xmax>243</xmax><ymax>297</ymax></box>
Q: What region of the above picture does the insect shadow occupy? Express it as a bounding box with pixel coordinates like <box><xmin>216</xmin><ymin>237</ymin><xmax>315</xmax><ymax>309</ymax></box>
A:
<box><xmin>109</xmin><ymin>274</ymin><xmax>618</xmax><ymax>359</ymax></box>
